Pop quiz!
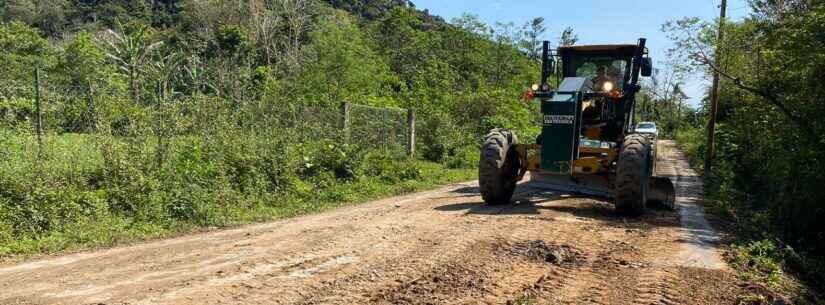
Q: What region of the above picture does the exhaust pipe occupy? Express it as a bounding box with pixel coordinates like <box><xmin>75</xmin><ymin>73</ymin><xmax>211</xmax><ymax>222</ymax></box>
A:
<box><xmin>648</xmin><ymin>177</ymin><xmax>676</xmax><ymax>210</ymax></box>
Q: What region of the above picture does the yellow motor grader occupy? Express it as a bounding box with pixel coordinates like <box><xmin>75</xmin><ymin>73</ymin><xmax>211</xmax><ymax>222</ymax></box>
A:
<box><xmin>479</xmin><ymin>38</ymin><xmax>675</xmax><ymax>215</ymax></box>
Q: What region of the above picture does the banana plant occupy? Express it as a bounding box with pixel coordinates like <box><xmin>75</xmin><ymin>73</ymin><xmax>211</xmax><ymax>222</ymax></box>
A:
<box><xmin>98</xmin><ymin>19</ymin><xmax>163</xmax><ymax>104</ymax></box>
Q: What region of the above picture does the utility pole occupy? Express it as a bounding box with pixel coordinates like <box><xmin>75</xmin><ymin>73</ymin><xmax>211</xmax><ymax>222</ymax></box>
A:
<box><xmin>704</xmin><ymin>0</ymin><xmax>727</xmax><ymax>174</ymax></box>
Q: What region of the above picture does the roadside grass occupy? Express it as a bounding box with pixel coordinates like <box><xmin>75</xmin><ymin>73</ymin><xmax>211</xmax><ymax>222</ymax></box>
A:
<box><xmin>0</xmin><ymin>131</ymin><xmax>477</xmax><ymax>260</ymax></box>
<box><xmin>672</xmin><ymin>127</ymin><xmax>705</xmax><ymax>175</ymax></box>
<box><xmin>672</xmin><ymin>128</ymin><xmax>823</xmax><ymax>304</ymax></box>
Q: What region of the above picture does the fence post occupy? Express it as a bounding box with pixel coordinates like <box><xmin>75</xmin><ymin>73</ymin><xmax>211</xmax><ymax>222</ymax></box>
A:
<box><xmin>86</xmin><ymin>80</ymin><xmax>97</xmax><ymax>132</ymax></box>
<box><xmin>34</xmin><ymin>67</ymin><xmax>43</xmax><ymax>153</ymax></box>
<box><xmin>381</xmin><ymin>108</ymin><xmax>387</xmax><ymax>151</ymax></box>
<box><xmin>340</xmin><ymin>102</ymin><xmax>351</xmax><ymax>142</ymax></box>
<box><xmin>407</xmin><ymin>108</ymin><xmax>415</xmax><ymax>158</ymax></box>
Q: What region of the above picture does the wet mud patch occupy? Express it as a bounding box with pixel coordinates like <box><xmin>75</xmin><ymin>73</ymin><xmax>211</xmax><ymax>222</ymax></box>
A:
<box><xmin>371</xmin><ymin>264</ymin><xmax>493</xmax><ymax>304</ymax></box>
<box><xmin>592</xmin><ymin>240</ymin><xmax>650</xmax><ymax>270</ymax></box>
<box><xmin>504</xmin><ymin>240</ymin><xmax>587</xmax><ymax>267</ymax></box>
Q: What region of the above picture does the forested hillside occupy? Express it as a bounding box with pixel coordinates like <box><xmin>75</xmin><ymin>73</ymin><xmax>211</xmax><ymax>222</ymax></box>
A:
<box><xmin>0</xmin><ymin>0</ymin><xmax>551</xmax><ymax>256</ymax></box>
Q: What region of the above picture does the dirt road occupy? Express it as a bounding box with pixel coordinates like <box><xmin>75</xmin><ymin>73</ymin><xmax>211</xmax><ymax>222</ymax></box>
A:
<box><xmin>0</xmin><ymin>140</ymin><xmax>743</xmax><ymax>305</ymax></box>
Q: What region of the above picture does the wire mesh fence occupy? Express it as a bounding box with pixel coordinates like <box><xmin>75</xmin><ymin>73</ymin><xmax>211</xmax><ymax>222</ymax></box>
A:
<box><xmin>348</xmin><ymin>103</ymin><xmax>410</xmax><ymax>154</ymax></box>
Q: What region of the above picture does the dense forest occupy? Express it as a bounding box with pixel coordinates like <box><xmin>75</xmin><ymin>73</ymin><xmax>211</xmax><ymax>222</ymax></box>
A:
<box><xmin>0</xmin><ymin>0</ymin><xmax>550</xmax><ymax>256</ymax></box>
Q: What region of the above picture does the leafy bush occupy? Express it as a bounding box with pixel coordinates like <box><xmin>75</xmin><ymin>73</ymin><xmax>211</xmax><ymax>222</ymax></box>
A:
<box><xmin>0</xmin><ymin>96</ymin><xmax>36</xmax><ymax>127</ymax></box>
<box><xmin>360</xmin><ymin>151</ymin><xmax>421</xmax><ymax>183</ymax></box>
<box><xmin>299</xmin><ymin>142</ymin><xmax>361</xmax><ymax>182</ymax></box>
<box><xmin>727</xmin><ymin>240</ymin><xmax>786</xmax><ymax>286</ymax></box>
<box><xmin>417</xmin><ymin>113</ymin><xmax>475</xmax><ymax>163</ymax></box>
<box><xmin>673</xmin><ymin>126</ymin><xmax>705</xmax><ymax>171</ymax></box>
<box><xmin>445</xmin><ymin>144</ymin><xmax>479</xmax><ymax>169</ymax></box>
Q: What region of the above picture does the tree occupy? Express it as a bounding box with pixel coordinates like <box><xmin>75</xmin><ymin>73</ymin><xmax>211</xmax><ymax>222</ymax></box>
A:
<box><xmin>452</xmin><ymin>13</ymin><xmax>491</xmax><ymax>38</ymax></box>
<box><xmin>2</xmin><ymin>0</ymin><xmax>67</xmax><ymax>37</ymax></box>
<box><xmin>323</xmin><ymin>0</ymin><xmax>409</xmax><ymax>20</ymax></box>
<box><xmin>373</xmin><ymin>6</ymin><xmax>425</xmax><ymax>89</ymax></box>
<box><xmin>249</xmin><ymin>3</ymin><xmax>279</xmax><ymax>66</ymax></box>
<box><xmin>292</xmin><ymin>9</ymin><xmax>391</xmax><ymax>107</ymax></box>
<box><xmin>0</xmin><ymin>21</ymin><xmax>53</xmax><ymax>84</ymax></box>
<box><xmin>281</xmin><ymin>0</ymin><xmax>312</xmax><ymax>70</ymax></box>
<box><xmin>558</xmin><ymin>26</ymin><xmax>578</xmax><ymax>46</ymax></box>
<box><xmin>663</xmin><ymin>14</ymin><xmax>820</xmax><ymax>142</ymax></box>
<box><xmin>59</xmin><ymin>32</ymin><xmax>105</xmax><ymax>88</ymax></box>
<box><xmin>520</xmin><ymin>17</ymin><xmax>546</xmax><ymax>60</ymax></box>
<box><xmin>489</xmin><ymin>22</ymin><xmax>527</xmax><ymax>87</ymax></box>
<box><xmin>98</xmin><ymin>19</ymin><xmax>162</xmax><ymax>104</ymax></box>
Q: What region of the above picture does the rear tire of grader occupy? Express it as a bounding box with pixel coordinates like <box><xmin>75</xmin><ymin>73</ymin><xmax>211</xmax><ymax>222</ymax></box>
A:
<box><xmin>614</xmin><ymin>134</ymin><xmax>653</xmax><ymax>216</ymax></box>
<box><xmin>479</xmin><ymin>129</ymin><xmax>520</xmax><ymax>205</ymax></box>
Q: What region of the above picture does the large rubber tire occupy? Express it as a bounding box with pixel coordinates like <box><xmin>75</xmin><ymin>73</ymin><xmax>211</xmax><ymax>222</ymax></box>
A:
<box><xmin>479</xmin><ymin>129</ymin><xmax>520</xmax><ymax>205</ymax></box>
<box><xmin>614</xmin><ymin>134</ymin><xmax>653</xmax><ymax>216</ymax></box>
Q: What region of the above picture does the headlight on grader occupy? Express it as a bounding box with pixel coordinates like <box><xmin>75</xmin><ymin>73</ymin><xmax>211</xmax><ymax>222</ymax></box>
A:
<box><xmin>603</xmin><ymin>81</ymin><xmax>614</xmax><ymax>92</ymax></box>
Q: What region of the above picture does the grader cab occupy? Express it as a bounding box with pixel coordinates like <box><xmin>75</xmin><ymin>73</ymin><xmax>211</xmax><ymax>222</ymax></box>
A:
<box><xmin>479</xmin><ymin>38</ymin><xmax>675</xmax><ymax>216</ymax></box>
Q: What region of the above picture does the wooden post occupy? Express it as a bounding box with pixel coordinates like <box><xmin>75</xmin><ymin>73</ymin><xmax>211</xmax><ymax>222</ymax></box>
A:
<box><xmin>87</xmin><ymin>80</ymin><xmax>97</xmax><ymax>132</ymax></box>
<box><xmin>341</xmin><ymin>102</ymin><xmax>351</xmax><ymax>142</ymax></box>
<box><xmin>155</xmin><ymin>81</ymin><xmax>165</xmax><ymax>167</ymax></box>
<box><xmin>407</xmin><ymin>108</ymin><xmax>415</xmax><ymax>158</ymax></box>
<box><xmin>34</xmin><ymin>68</ymin><xmax>43</xmax><ymax>152</ymax></box>
<box><xmin>381</xmin><ymin>108</ymin><xmax>387</xmax><ymax>151</ymax></box>
<box><xmin>705</xmin><ymin>0</ymin><xmax>727</xmax><ymax>174</ymax></box>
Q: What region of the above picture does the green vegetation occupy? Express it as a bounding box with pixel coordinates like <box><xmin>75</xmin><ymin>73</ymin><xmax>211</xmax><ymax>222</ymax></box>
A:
<box><xmin>651</xmin><ymin>1</ymin><xmax>825</xmax><ymax>301</ymax></box>
<box><xmin>0</xmin><ymin>130</ymin><xmax>475</xmax><ymax>257</ymax></box>
<box><xmin>0</xmin><ymin>1</ymin><xmax>562</xmax><ymax>258</ymax></box>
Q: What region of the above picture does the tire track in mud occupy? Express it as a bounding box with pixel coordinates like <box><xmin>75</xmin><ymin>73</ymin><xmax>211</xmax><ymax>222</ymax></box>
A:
<box><xmin>296</xmin><ymin>188</ymin><xmax>605</xmax><ymax>305</ymax></box>
<box><xmin>144</xmin><ymin>186</ymin><xmax>515</xmax><ymax>305</ymax></box>
<box><xmin>550</xmin><ymin>218</ymin><xmax>664</xmax><ymax>305</ymax></box>
<box><xmin>295</xmin><ymin>188</ymin><xmax>550</xmax><ymax>305</ymax></box>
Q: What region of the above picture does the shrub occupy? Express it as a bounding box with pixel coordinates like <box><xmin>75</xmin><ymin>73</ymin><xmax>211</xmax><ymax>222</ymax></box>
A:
<box><xmin>0</xmin><ymin>96</ymin><xmax>35</xmax><ymax>128</ymax></box>
<box><xmin>359</xmin><ymin>151</ymin><xmax>421</xmax><ymax>183</ymax></box>
<box><xmin>298</xmin><ymin>142</ymin><xmax>361</xmax><ymax>181</ymax></box>
<box><xmin>445</xmin><ymin>144</ymin><xmax>479</xmax><ymax>169</ymax></box>
<box><xmin>727</xmin><ymin>239</ymin><xmax>785</xmax><ymax>286</ymax></box>
<box><xmin>417</xmin><ymin>112</ymin><xmax>474</xmax><ymax>163</ymax></box>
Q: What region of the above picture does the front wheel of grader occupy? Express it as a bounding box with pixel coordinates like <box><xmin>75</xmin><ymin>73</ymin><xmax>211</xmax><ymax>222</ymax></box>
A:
<box><xmin>614</xmin><ymin>134</ymin><xmax>653</xmax><ymax>216</ymax></box>
<box><xmin>479</xmin><ymin>129</ymin><xmax>521</xmax><ymax>205</ymax></box>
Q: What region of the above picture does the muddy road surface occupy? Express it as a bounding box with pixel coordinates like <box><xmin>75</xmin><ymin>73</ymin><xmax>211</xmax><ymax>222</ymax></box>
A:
<box><xmin>0</xmin><ymin>141</ymin><xmax>743</xmax><ymax>305</ymax></box>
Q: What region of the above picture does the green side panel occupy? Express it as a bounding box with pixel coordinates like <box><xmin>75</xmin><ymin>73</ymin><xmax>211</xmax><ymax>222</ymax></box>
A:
<box><xmin>541</xmin><ymin>93</ymin><xmax>580</xmax><ymax>174</ymax></box>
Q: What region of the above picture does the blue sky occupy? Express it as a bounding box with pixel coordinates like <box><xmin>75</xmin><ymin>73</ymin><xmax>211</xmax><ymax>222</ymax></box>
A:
<box><xmin>410</xmin><ymin>0</ymin><xmax>751</xmax><ymax>107</ymax></box>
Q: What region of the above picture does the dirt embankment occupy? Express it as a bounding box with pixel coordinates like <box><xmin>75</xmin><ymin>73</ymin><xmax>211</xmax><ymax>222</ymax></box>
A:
<box><xmin>0</xmin><ymin>140</ymin><xmax>744</xmax><ymax>305</ymax></box>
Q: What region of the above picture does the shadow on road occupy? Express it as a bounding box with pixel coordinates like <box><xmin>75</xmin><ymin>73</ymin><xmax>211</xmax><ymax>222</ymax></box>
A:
<box><xmin>435</xmin><ymin>184</ymin><xmax>683</xmax><ymax>230</ymax></box>
<box><xmin>450</xmin><ymin>185</ymin><xmax>480</xmax><ymax>194</ymax></box>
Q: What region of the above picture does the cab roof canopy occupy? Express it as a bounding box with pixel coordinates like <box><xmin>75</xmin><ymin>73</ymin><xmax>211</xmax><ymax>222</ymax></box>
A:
<box><xmin>558</xmin><ymin>44</ymin><xmax>647</xmax><ymax>57</ymax></box>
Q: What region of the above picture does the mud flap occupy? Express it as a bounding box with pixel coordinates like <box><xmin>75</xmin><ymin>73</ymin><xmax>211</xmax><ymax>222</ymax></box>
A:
<box><xmin>647</xmin><ymin>177</ymin><xmax>676</xmax><ymax>210</ymax></box>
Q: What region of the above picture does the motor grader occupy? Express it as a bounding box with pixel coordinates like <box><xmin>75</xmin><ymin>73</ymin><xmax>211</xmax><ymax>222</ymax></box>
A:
<box><xmin>479</xmin><ymin>38</ymin><xmax>675</xmax><ymax>215</ymax></box>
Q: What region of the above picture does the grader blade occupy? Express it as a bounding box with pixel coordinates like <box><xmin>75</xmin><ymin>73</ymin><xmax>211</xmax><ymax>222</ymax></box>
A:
<box><xmin>648</xmin><ymin>177</ymin><xmax>676</xmax><ymax>209</ymax></box>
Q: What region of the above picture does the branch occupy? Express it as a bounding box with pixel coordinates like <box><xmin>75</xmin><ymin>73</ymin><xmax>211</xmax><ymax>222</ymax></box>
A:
<box><xmin>697</xmin><ymin>53</ymin><xmax>821</xmax><ymax>144</ymax></box>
